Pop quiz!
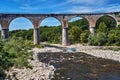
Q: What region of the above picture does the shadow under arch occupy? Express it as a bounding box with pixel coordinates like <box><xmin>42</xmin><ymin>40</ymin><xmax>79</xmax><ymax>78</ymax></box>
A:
<box><xmin>39</xmin><ymin>17</ymin><xmax>62</xmax><ymax>43</ymax></box>
<box><xmin>96</xmin><ymin>15</ymin><xmax>117</xmax><ymax>29</ymax></box>
<box><xmin>9</xmin><ymin>17</ymin><xmax>34</xmax><ymax>40</ymax></box>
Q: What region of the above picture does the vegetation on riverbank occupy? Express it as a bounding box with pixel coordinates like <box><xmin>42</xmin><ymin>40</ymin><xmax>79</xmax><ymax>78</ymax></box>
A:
<box><xmin>0</xmin><ymin>37</ymin><xmax>43</xmax><ymax>79</ymax></box>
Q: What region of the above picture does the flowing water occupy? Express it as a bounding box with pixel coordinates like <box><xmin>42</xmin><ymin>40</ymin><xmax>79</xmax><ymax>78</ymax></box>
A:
<box><xmin>38</xmin><ymin>52</ymin><xmax>120</xmax><ymax>80</ymax></box>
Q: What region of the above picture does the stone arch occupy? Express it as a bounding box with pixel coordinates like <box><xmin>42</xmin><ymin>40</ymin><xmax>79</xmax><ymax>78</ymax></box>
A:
<box><xmin>39</xmin><ymin>17</ymin><xmax>62</xmax><ymax>43</ymax></box>
<box><xmin>39</xmin><ymin>17</ymin><xmax>62</xmax><ymax>27</ymax></box>
<box><xmin>8</xmin><ymin>17</ymin><xmax>34</xmax><ymax>41</ymax></box>
<box><xmin>96</xmin><ymin>15</ymin><xmax>117</xmax><ymax>29</ymax></box>
<box><xmin>9</xmin><ymin>17</ymin><xmax>34</xmax><ymax>30</ymax></box>
<box><xmin>67</xmin><ymin>16</ymin><xmax>90</xmax><ymax>44</ymax></box>
<box><xmin>68</xmin><ymin>15</ymin><xmax>90</xmax><ymax>28</ymax></box>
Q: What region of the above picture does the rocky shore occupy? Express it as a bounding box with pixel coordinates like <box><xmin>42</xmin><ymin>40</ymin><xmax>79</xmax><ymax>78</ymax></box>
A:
<box><xmin>6</xmin><ymin>49</ymin><xmax>55</xmax><ymax>80</ymax></box>
<box><xmin>6</xmin><ymin>44</ymin><xmax>120</xmax><ymax>80</ymax></box>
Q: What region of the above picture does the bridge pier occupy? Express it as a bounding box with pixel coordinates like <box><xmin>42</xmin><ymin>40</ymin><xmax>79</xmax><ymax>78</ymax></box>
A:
<box><xmin>34</xmin><ymin>28</ymin><xmax>40</xmax><ymax>44</ymax></box>
<box><xmin>89</xmin><ymin>27</ymin><xmax>95</xmax><ymax>35</ymax></box>
<box><xmin>1</xmin><ymin>28</ymin><xmax>9</xmax><ymax>41</ymax></box>
<box><xmin>62</xmin><ymin>28</ymin><xmax>68</xmax><ymax>46</ymax></box>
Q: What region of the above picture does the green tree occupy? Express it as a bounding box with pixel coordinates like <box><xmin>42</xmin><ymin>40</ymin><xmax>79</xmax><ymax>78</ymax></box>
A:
<box><xmin>69</xmin><ymin>19</ymin><xmax>89</xmax><ymax>30</ymax></box>
<box><xmin>96</xmin><ymin>16</ymin><xmax>116</xmax><ymax>29</ymax></box>
<box><xmin>0</xmin><ymin>37</ymin><xmax>33</xmax><ymax>78</ymax></box>
<box><xmin>118</xmin><ymin>25</ymin><xmax>120</xmax><ymax>29</ymax></box>
<box><xmin>88</xmin><ymin>33</ymin><xmax>107</xmax><ymax>46</ymax></box>
<box><xmin>80</xmin><ymin>31</ymin><xmax>89</xmax><ymax>43</ymax></box>
<box><xmin>97</xmin><ymin>22</ymin><xmax>108</xmax><ymax>33</ymax></box>
<box><xmin>69</xmin><ymin>26</ymin><xmax>82</xmax><ymax>43</ymax></box>
<box><xmin>107</xmin><ymin>28</ymin><xmax>120</xmax><ymax>46</ymax></box>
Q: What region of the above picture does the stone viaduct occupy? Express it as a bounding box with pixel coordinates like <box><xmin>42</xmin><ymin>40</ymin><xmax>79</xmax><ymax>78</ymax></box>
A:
<box><xmin>0</xmin><ymin>12</ymin><xmax>120</xmax><ymax>46</ymax></box>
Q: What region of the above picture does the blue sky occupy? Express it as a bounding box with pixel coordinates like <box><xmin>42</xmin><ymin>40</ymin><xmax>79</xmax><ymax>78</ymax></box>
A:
<box><xmin>0</xmin><ymin>0</ymin><xmax>120</xmax><ymax>30</ymax></box>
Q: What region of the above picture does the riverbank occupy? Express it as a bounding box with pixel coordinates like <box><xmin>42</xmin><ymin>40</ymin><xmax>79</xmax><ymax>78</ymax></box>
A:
<box><xmin>6</xmin><ymin>48</ymin><xmax>55</xmax><ymax>80</ymax></box>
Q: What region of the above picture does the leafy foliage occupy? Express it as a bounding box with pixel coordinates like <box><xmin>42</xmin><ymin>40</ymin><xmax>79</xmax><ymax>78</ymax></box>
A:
<box><xmin>80</xmin><ymin>31</ymin><xmax>90</xmax><ymax>44</ymax></box>
<box><xmin>97</xmin><ymin>22</ymin><xmax>108</xmax><ymax>33</ymax></box>
<box><xmin>88</xmin><ymin>22</ymin><xmax>120</xmax><ymax>46</ymax></box>
<box><xmin>69</xmin><ymin>26</ymin><xmax>82</xmax><ymax>44</ymax></box>
<box><xmin>96</xmin><ymin>16</ymin><xmax>116</xmax><ymax>29</ymax></box>
<box><xmin>88</xmin><ymin>33</ymin><xmax>107</xmax><ymax>46</ymax></box>
<box><xmin>107</xmin><ymin>28</ymin><xmax>120</xmax><ymax>46</ymax></box>
<box><xmin>40</xmin><ymin>26</ymin><xmax>62</xmax><ymax>43</ymax></box>
<box><xmin>69</xmin><ymin>19</ymin><xmax>89</xmax><ymax>30</ymax></box>
<box><xmin>0</xmin><ymin>37</ymin><xmax>39</xmax><ymax>78</ymax></box>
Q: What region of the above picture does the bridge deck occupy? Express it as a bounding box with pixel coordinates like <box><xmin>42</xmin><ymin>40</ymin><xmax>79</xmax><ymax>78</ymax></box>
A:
<box><xmin>0</xmin><ymin>11</ymin><xmax>120</xmax><ymax>16</ymax></box>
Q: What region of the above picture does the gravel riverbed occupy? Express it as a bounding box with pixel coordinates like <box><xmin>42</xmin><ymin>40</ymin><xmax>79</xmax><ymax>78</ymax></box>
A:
<box><xmin>34</xmin><ymin>44</ymin><xmax>120</xmax><ymax>62</ymax></box>
<box><xmin>6</xmin><ymin>44</ymin><xmax>120</xmax><ymax>80</ymax></box>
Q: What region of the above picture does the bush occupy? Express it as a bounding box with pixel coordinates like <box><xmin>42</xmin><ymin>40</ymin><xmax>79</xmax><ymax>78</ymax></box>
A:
<box><xmin>80</xmin><ymin>31</ymin><xmax>89</xmax><ymax>43</ymax></box>
<box><xmin>3</xmin><ymin>37</ymin><xmax>32</xmax><ymax>67</ymax></box>
<box><xmin>88</xmin><ymin>33</ymin><xmax>107</xmax><ymax>46</ymax></box>
<box><xmin>0</xmin><ymin>37</ymin><xmax>34</xmax><ymax>78</ymax></box>
<box><xmin>69</xmin><ymin>26</ymin><xmax>82</xmax><ymax>43</ymax></box>
<box><xmin>107</xmin><ymin>28</ymin><xmax>120</xmax><ymax>46</ymax></box>
<box><xmin>97</xmin><ymin>22</ymin><xmax>108</xmax><ymax>33</ymax></box>
<box><xmin>88</xmin><ymin>34</ymin><xmax>95</xmax><ymax>45</ymax></box>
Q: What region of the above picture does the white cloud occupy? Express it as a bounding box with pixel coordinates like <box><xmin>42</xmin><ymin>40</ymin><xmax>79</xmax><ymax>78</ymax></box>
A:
<box><xmin>12</xmin><ymin>0</ymin><xmax>42</xmax><ymax>10</ymax></box>
<box><xmin>68</xmin><ymin>0</ymin><xmax>108</xmax><ymax>5</ymax></box>
<box><xmin>68</xmin><ymin>3</ymin><xmax>120</xmax><ymax>13</ymax></box>
<box><xmin>10</xmin><ymin>0</ymin><xmax>120</xmax><ymax>13</ymax></box>
<box><xmin>19</xmin><ymin>4</ymin><xmax>39</xmax><ymax>10</ymax></box>
<box><xmin>30</xmin><ymin>0</ymin><xmax>71</xmax><ymax>10</ymax></box>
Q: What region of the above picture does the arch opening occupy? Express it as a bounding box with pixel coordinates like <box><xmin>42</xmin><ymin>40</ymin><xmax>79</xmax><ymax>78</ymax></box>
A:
<box><xmin>9</xmin><ymin>17</ymin><xmax>34</xmax><ymax>40</ymax></box>
<box><xmin>96</xmin><ymin>15</ymin><xmax>117</xmax><ymax>31</ymax></box>
<box><xmin>68</xmin><ymin>17</ymin><xmax>90</xmax><ymax>44</ymax></box>
<box><xmin>39</xmin><ymin>17</ymin><xmax>62</xmax><ymax>44</ymax></box>
<box><xmin>69</xmin><ymin>16</ymin><xmax>89</xmax><ymax>30</ymax></box>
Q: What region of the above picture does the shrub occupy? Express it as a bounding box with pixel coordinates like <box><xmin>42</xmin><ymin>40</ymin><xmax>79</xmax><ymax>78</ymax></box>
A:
<box><xmin>80</xmin><ymin>31</ymin><xmax>89</xmax><ymax>43</ymax></box>
<box><xmin>107</xmin><ymin>29</ymin><xmax>120</xmax><ymax>46</ymax></box>
<box><xmin>69</xmin><ymin>26</ymin><xmax>82</xmax><ymax>43</ymax></box>
<box><xmin>88</xmin><ymin>34</ymin><xmax>95</xmax><ymax>45</ymax></box>
<box><xmin>118</xmin><ymin>25</ymin><xmax>120</xmax><ymax>28</ymax></box>
<box><xmin>97</xmin><ymin>22</ymin><xmax>108</xmax><ymax>33</ymax></box>
<box><xmin>0</xmin><ymin>37</ymin><xmax>36</xmax><ymax>78</ymax></box>
<box><xmin>88</xmin><ymin>33</ymin><xmax>107</xmax><ymax>46</ymax></box>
